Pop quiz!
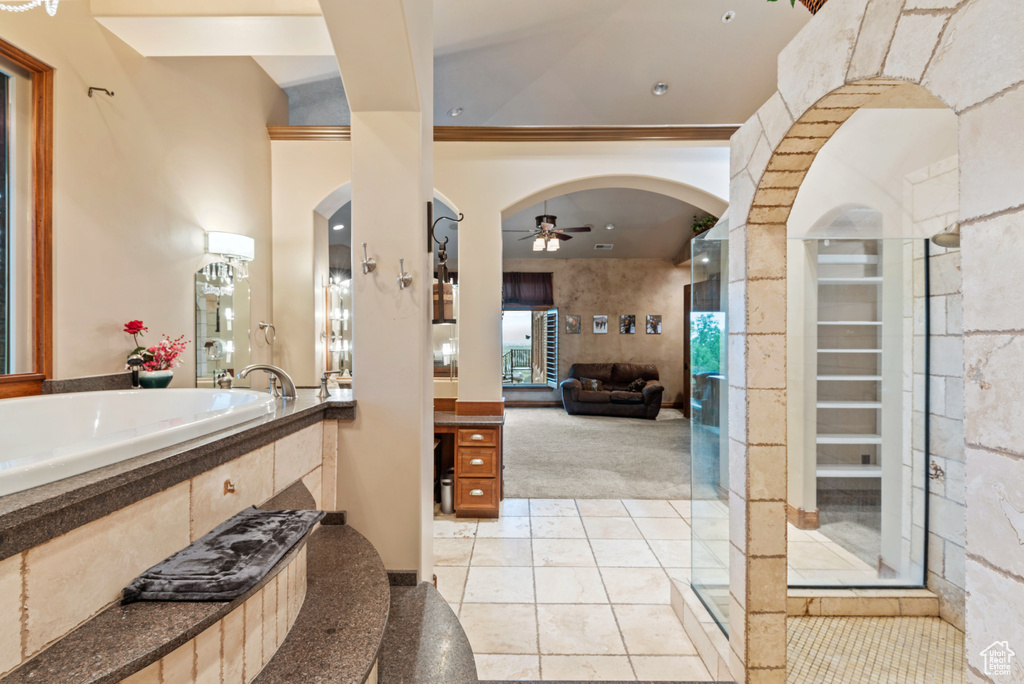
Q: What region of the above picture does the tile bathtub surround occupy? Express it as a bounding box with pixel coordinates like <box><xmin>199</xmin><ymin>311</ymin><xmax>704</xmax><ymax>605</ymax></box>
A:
<box><xmin>434</xmin><ymin>498</ymin><xmax>716</xmax><ymax>682</ymax></box>
<box><xmin>0</xmin><ymin>421</ymin><xmax>331</xmax><ymax>676</ymax></box>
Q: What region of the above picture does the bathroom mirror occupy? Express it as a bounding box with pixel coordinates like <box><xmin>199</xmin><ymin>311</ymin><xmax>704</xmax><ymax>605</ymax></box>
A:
<box><xmin>195</xmin><ymin>262</ymin><xmax>251</xmax><ymax>387</ymax></box>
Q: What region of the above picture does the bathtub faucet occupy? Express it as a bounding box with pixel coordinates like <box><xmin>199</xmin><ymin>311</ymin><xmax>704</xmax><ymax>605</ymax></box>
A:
<box><xmin>237</xmin><ymin>364</ymin><xmax>297</xmax><ymax>399</ymax></box>
<box><xmin>127</xmin><ymin>354</ymin><xmax>145</xmax><ymax>389</ymax></box>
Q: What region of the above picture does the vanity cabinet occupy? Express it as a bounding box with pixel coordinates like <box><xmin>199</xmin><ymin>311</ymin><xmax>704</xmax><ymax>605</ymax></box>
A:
<box><xmin>435</xmin><ymin>414</ymin><xmax>504</xmax><ymax>518</ymax></box>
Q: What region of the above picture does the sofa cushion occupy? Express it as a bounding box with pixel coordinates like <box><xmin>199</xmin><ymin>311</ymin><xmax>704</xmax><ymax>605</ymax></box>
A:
<box><xmin>578</xmin><ymin>390</ymin><xmax>612</xmax><ymax>404</ymax></box>
<box><xmin>626</xmin><ymin>378</ymin><xmax>647</xmax><ymax>393</ymax></box>
<box><xmin>609</xmin><ymin>390</ymin><xmax>644</xmax><ymax>404</ymax></box>
<box><xmin>611</xmin><ymin>363</ymin><xmax>659</xmax><ymax>385</ymax></box>
<box><xmin>569</xmin><ymin>363</ymin><xmax>613</xmax><ymax>384</ymax></box>
<box><xmin>579</xmin><ymin>377</ymin><xmax>604</xmax><ymax>392</ymax></box>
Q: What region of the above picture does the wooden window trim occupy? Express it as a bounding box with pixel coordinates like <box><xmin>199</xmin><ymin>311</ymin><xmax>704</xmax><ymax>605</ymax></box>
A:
<box><xmin>0</xmin><ymin>39</ymin><xmax>54</xmax><ymax>397</ymax></box>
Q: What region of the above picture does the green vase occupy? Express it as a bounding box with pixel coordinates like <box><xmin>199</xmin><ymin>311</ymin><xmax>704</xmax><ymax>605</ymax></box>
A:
<box><xmin>139</xmin><ymin>370</ymin><xmax>174</xmax><ymax>389</ymax></box>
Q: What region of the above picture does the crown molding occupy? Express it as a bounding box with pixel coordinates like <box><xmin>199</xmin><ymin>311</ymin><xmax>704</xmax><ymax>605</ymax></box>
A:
<box><xmin>267</xmin><ymin>125</ymin><xmax>739</xmax><ymax>142</ymax></box>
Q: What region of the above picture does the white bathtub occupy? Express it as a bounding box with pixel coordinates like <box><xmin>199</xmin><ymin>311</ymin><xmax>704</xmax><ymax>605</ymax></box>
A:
<box><xmin>0</xmin><ymin>389</ymin><xmax>276</xmax><ymax>497</ymax></box>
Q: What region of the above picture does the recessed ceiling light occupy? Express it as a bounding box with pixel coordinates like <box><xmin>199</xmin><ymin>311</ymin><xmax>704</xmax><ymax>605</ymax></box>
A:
<box><xmin>332</xmin><ymin>224</ymin><xmax>344</xmax><ymax>231</ymax></box>
<box><xmin>651</xmin><ymin>82</ymin><xmax>669</xmax><ymax>96</ymax></box>
<box><xmin>701</xmin><ymin>256</ymin><xmax>710</xmax><ymax>263</ymax></box>
<box><xmin>447</xmin><ymin>107</ymin><xmax>463</xmax><ymax>117</ymax></box>
<box><xmin>722</xmin><ymin>10</ymin><xmax>736</xmax><ymax>23</ymax></box>
<box><xmin>605</xmin><ymin>223</ymin><xmax>615</xmax><ymax>230</ymax></box>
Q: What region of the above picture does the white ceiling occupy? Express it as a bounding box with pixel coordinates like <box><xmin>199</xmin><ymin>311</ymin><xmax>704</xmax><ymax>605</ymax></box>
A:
<box><xmin>95</xmin><ymin>0</ymin><xmax>811</xmax><ymax>126</ymax></box>
<box><xmin>500</xmin><ymin>188</ymin><xmax>708</xmax><ymax>260</ymax></box>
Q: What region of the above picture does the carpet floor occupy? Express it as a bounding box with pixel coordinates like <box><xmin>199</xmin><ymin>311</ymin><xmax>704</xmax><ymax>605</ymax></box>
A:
<box><xmin>502</xmin><ymin>408</ymin><xmax>691</xmax><ymax>500</ymax></box>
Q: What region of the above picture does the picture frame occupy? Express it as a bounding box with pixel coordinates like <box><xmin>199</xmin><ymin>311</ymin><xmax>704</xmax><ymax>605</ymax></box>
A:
<box><xmin>566</xmin><ymin>314</ymin><xmax>581</xmax><ymax>334</ymax></box>
<box><xmin>619</xmin><ymin>315</ymin><xmax>636</xmax><ymax>334</ymax></box>
<box><xmin>593</xmin><ymin>315</ymin><xmax>608</xmax><ymax>334</ymax></box>
<box><xmin>646</xmin><ymin>315</ymin><xmax>662</xmax><ymax>334</ymax></box>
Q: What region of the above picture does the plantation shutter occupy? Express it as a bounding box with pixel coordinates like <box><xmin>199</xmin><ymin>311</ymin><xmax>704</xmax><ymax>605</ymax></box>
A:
<box><xmin>545</xmin><ymin>308</ymin><xmax>558</xmax><ymax>388</ymax></box>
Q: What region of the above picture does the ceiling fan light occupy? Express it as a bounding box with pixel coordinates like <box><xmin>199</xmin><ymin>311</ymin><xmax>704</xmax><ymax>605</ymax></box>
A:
<box><xmin>548</xmin><ymin>238</ymin><xmax>560</xmax><ymax>252</ymax></box>
<box><xmin>533</xmin><ymin>237</ymin><xmax>545</xmax><ymax>252</ymax></box>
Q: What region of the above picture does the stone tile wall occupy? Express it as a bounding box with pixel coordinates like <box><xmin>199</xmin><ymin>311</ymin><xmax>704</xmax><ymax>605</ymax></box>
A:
<box><xmin>0</xmin><ymin>422</ymin><xmax>327</xmax><ymax>677</ymax></box>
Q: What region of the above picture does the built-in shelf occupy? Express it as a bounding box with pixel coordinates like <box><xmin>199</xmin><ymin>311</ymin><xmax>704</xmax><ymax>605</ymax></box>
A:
<box><xmin>817</xmin><ymin>375</ymin><xmax>883</xmax><ymax>381</ymax></box>
<box><xmin>817</xmin><ymin>254</ymin><xmax>880</xmax><ymax>265</ymax></box>
<box><xmin>817</xmin><ymin>277</ymin><xmax>883</xmax><ymax>284</ymax></box>
<box><xmin>817</xmin><ymin>401</ymin><xmax>883</xmax><ymax>409</ymax></box>
<box><xmin>817</xmin><ymin>348</ymin><xmax>882</xmax><ymax>354</ymax></box>
<box><xmin>816</xmin><ymin>464</ymin><xmax>883</xmax><ymax>478</ymax></box>
<box><xmin>816</xmin><ymin>434</ymin><xmax>883</xmax><ymax>445</ymax></box>
<box><xmin>818</xmin><ymin>321</ymin><xmax>883</xmax><ymax>326</ymax></box>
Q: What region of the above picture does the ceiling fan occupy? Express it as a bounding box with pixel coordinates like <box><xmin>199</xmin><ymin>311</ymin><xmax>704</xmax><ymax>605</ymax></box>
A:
<box><xmin>503</xmin><ymin>201</ymin><xmax>591</xmax><ymax>251</ymax></box>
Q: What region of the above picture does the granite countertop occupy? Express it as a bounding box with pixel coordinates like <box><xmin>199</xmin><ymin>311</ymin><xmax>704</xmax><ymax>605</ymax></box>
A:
<box><xmin>434</xmin><ymin>411</ymin><xmax>505</xmax><ymax>426</ymax></box>
<box><xmin>0</xmin><ymin>389</ymin><xmax>355</xmax><ymax>562</ymax></box>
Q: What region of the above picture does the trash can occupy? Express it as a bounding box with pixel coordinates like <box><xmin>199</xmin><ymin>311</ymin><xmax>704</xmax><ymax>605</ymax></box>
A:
<box><xmin>440</xmin><ymin>477</ymin><xmax>455</xmax><ymax>514</ymax></box>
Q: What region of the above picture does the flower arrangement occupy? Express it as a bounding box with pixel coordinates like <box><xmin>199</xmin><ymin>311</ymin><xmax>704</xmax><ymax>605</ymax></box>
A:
<box><xmin>124</xmin><ymin>320</ymin><xmax>189</xmax><ymax>371</ymax></box>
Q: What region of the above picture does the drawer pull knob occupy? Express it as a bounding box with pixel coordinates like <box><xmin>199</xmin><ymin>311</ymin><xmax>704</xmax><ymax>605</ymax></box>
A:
<box><xmin>470</xmin><ymin>489</ymin><xmax>484</xmax><ymax>497</ymax></box>
<box><xmin>470</xmin><ymin>458</ymin><xmax>484</xmax><ymax>466</ymax></box>
<box><xmin>470</xmin><ymin>434</ymin><xmax>484</xmax><ymax>441</ymax></box>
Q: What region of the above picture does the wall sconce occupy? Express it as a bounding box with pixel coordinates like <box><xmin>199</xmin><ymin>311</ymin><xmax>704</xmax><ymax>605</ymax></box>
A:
<box><xmin>206</xmin><ymin>231</ymin><xmax>255</xmax><ymax>279</ymax></box>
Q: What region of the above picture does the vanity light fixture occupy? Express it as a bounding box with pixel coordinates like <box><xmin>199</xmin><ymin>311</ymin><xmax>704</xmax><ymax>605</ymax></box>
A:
<box><xmin>206</xmin><ymin>231</ymin><xmax>255</xmax><ymax>279</ymax></box>
<box><xmin>651</xmin><ymin>82</ymin><xmax>669</xmax><ymax>96</ymax></box>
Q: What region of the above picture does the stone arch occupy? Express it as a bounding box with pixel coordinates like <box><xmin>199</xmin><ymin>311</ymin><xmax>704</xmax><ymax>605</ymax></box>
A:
<box><xmin>722</xmin><ymin>1</ymin><xmax>1024</xmax><ymax>682</ymax></box>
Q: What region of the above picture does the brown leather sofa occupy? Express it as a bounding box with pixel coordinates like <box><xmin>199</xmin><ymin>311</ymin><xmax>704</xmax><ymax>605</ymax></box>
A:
<box><xmin>559</xmin><ymin>363</ymin><xmax>664</xmax><ymax>419</ymax></box>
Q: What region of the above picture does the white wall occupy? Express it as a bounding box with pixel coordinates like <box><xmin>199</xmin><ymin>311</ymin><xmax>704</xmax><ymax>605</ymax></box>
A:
<box><xmin>0</xmin><ymin>1</ymin><xmax>287</xmax><ymax>384</ymax></box>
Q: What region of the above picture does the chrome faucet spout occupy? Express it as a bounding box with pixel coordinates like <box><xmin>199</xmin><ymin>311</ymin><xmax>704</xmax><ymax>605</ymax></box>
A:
<box><xmin>237</xmin><ymin>364</ymin><xmax>298</xmax><ymax>399</ymax></box>
<box><xmin>127</xmin><ymin>354</ymin><xmax>145</xmax><ymax>389</ymax></box>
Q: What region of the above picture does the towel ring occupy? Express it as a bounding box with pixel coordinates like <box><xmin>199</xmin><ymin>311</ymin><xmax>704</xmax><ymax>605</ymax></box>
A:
<box><xmin>258</xmin><ymin>321</ymin><xmax>276</xmax><ymax>346</ymax></box>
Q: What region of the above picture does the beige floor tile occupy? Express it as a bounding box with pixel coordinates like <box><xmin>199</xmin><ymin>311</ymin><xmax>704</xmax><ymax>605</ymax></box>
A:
<box><xmin>631</xmin><ymin>655</ymin><xmax>714</xmax><ymax>681</ymax></box>
<box><xmin>475</xmin><ymin>653</ymin><xmax>540</xmax><ymax>680</ymax></box>
<box><xmin>434</xmin><ymin>538</ymin><xmax>474</xmax><ymax>566</ymax></box>
<box><xmin>459</xmin><ymin>603</ymin><xmax>538</xmax><ymax>654</ymax></box>
<box><xmin>531</xmin><ymin>516</ymin><xmax>587</xmax><ymax>539</ymax></box>
<box><xmin>576</xmin><ymin>499</ymin><xmax>629</xmax><ymax>517</ymax></box>
<box><xmin>535</xmin><ymin>567</ymin><xmax>609</xmax><ymax>604</ymax></box>
<box><xmin>600</xmin><ymin>567</ymin><xmax>671</xmax><ymax>604</ymax></box>
<box><xmin>434</xmin><ymin>566</ymin><xmax>468</xmax><ymax>605</ymax></box>
<box><xmin>537</xmin><ymin>604</ymin><xmax>626</xmax><ymax>655</ymax></box>
<box><xmin>692</xmin><ymin>516</ymin><xmax>728</xmax><ymax>541</ymax></box>
<box><xmin>529</xmin><ymin>499</ymin><xmax>579</xmax><ymax>517</ymax></box>
<box><xmin>433</xmin><ymin>520</ymin><xmax>478</xmax><ymax>538</ymax></box>
<box><xmin>690</xmin><ymin>541</ymin><xmax>724</xmax><ymax>570</ymax></box>
<box><xmin>540</xmin><ymin>655</ymin><xmax>635</xmax><ymax>681</ymax></box>
<box><xmin>786</xmin><ymin>524</ymin><xmax>820</xmax><ymax>542</ymax></box>
<box><xmin>788</xmin><ymin>542</ymin><xmax>859</xmax><ymax>571</ymax></box>
<box><xmin>471</xmin><ymin>539</ymin><xmax>533</xmax><ymax>567</ymax></box>
<box><xmin>464</xmin><ymin>567</ymin><xmax>535</xmax><ymax>603</ymax></box>
<box><xmin>590</xmin><ymin>540</ymin><xmax>660</xmax><ymax>568</ymax></box>
<box><xmin>582</xmin><ymin>516</ymin><xmax>643</xmax><ymax>540</ymax></box>
<box><xmin>501</xmin><ymin>499</ymin><xmax>531</xmax><ymax>517</ymax></box>
<box><xmin>647</xmin><ymin>539</ymin><xmax>691</xmax><ymax>568</ymax></box>
<box><xmin>613</xmin><ymin>604</ymin><xmax>697</xmax><ymax>655</ymax></box>
<box><xmin>477</xmin><ymin>516</ymin><xmax>532</xmax><ymax>539</ymax></box>
<box><xmin>533</xmin><ymin>539</ymin><xmax>596</xmax><ymax>567</ymax></box>
<box><xmin>668</xmin><ymin>500</ymin><xmax>691</xmax><ymax>518</ymax></box>
<box><xmin>635</xmin><ymin>517</ymin><xmax>691</xmax><ymax>541</ymax></box>
<box><xmin>622</xmin><ymin>500</ymin><xmax>680</xmax><ymax>518</ymax></box>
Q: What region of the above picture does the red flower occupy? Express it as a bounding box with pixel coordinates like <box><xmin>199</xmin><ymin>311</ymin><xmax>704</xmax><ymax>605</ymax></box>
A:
<box><xmin>124</xmin><ymin>320</ymin><xmax>148</xmax><ymax>335</ymax></box>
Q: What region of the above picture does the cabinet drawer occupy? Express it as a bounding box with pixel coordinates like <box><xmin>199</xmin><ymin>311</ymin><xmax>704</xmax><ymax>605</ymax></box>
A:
<box><xmin>457</xmin><ymin>448</ymin><xmax>498</xmax><ymax>478</ymax></box>
<box><xmin>455</xmin><ymin>477</ymin><xmax>498</xmax><ymax>514</ymax></box>
<box><xmin>457</xmin><ymin>428</ymin><xmax>498</xmax><ymax>447</ymax></box>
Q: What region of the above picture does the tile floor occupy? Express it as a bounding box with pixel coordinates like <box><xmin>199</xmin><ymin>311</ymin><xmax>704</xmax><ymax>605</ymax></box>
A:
<box><xmin>434</xmin><ymin>498</ymin><xmax>714</xmax><ymax>682</ymax></box>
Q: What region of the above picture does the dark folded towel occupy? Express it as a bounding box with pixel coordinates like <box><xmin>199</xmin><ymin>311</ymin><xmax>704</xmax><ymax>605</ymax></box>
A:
<box><xmin>122</xmin><ymin>507</ymin><xmax>325</xmax><ymax>603</ymax></box>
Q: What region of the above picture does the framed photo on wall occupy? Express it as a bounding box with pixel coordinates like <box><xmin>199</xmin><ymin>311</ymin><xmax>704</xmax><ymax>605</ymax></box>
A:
<box><xmin>620</xmin><ymin>315</ymin><xmax>636</xmax><ymax>334</ymax></box>
<box><xmin>566</xmin><ymin>314</ymin><xmax>581</xmax><ymax>334</ymax></box>
<box><xmin>593</xmin><ymin>315</ymin><xmax>608</xmax><ymax>334</ymax></box>
<box><xmin>647</xmin><ymin>315</ymin><xmax>662</xmax><ymax>334</ymax></box>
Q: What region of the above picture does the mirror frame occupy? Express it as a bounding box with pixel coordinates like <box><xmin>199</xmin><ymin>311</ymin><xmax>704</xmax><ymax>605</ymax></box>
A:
<box><xmin>0</xmin><ymin>38</ymin><xmax>53</xmax><ymax>398</ymax></box>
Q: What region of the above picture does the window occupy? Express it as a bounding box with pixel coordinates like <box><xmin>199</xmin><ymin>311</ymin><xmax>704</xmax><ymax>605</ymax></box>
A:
<box><xmin>0</xmin><ymin>40</ymin><xmax>54</xmax><ymax>398</ymax></box>
<box><xmin>501</xmin><ymin>308</ymin><xmax>557</xmax><ymax>387</ymax></box>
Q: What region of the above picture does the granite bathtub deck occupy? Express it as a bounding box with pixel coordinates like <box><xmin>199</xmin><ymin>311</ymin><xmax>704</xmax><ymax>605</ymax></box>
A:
<box><xmin>379</xmin><ymin>583</ymin><xmax>478</xmax><ymax>684</ymax></box>
<box><xmin>0</xmin><ymin>389</ymin><xmax>355</xmax><ymax>561</ymax></box>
